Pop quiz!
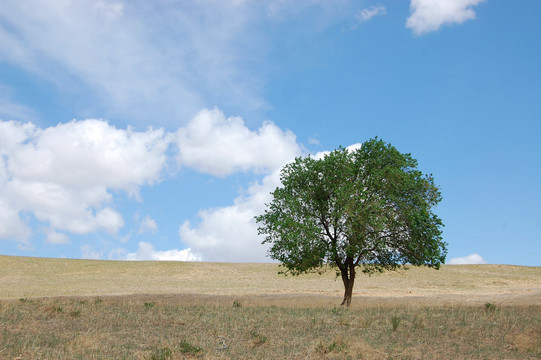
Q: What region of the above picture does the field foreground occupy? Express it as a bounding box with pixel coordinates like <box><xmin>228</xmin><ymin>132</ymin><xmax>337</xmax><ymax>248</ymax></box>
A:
<box><xmin>0</xmin><ymin>256</ymin><xmax>539</xmax><ymax>359</ymax></box>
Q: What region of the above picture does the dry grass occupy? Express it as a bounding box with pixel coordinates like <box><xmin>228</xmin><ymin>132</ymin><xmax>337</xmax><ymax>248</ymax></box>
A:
<box><xmin>0</xmin><ymin>256</ymin><xmax>539</xmax><ymax>359</ymax></box>
<box><xmin>0</xmin><ymin>296</ymin><xmax>539</xmax><ymax>359</ymax></box>
<box><xmin>1</xmin><ymin>255</ymin><xmax>539</xmax><ymax>306</ymax></box>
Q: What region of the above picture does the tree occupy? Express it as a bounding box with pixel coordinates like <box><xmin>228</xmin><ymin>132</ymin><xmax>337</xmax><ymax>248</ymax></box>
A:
<box><xmin>256</xmin><ymin>138</ymin><xmax>447</xmax><ymax>306</ymax></box>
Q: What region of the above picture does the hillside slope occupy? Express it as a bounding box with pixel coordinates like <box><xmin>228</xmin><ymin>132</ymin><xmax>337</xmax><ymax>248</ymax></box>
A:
<box><xmin>1</xmin><ymin>255</ymin><xmax>539</xmax><ymax>306</ymax></box>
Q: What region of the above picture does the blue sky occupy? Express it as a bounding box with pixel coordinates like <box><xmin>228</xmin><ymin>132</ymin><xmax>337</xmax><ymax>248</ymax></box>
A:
<box><xmin>0</xmin><ymin>0</ymin><xmax>539</xmax><ymax>266</ymax></box>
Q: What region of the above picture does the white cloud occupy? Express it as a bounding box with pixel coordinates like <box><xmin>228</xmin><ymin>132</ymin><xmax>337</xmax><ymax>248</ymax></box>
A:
<box><xmin>0</xmin><ymin>119</ymin><xmax>172</xmax><ymax>244</ymax></box>
<box><xmin>448</xmin><ymin>253</ymin><xmax>487</xmax><ymax>265</ymax></box>
<box><xmin>124</xmin><ymin>241</ymin><xmax>201</xmax><ymax>261</ymax></box>
<box><xmin>179</xmin><ymin>169</ymin><xmax>282</xmax><ymax>262</ymax></box>
<box><xmin>0</xmin><ymin>1</ymin><xmax>367</xmax><ymax>123</ymax></box>
<box><xmin>176</xmin><ymin>108</ymin><xmax>301</xmax><ymax>177</ymax></box>
<box><xmin>6</xmin><ymin>180</ymin><xmax>123</xmax><ymax>235</ymax></box>
<box><xmin>176</xmin><ymin>107</ymin><xmax>305</xmax><ymax>262</ymax></box>
<box><xmin>81</xmin><ymin>244</ymin><xmax>102</xmax><ymax>260</ymax></box>
<box><xmin>0</xmin><ymin>107</ymin><xmax>305</xmax><ymax>253</ymax></box>
<box><xmin>346</xmin><ymin>143</ymin><xmax>363</xmax><ymax>152</ymax></box>
<box><xmin>0</xmin><ymin>110</ymin><xmax>301</xmax><ymax>255</ymax></box>
<box><xmin>308</xmin><ymin>137</ymin><xmax>321</xmax><ymax>146</ymax></box>
<box><xmin>312</xmin><ymin>143</ymin><xmax>361</xmax><ymax>161</ymax></box>
<box><xmin>0</xmin><ymin>109</ymin><xmax>303</xmax><ymax>255</ymax></box>
<box><xmin>43</xmin><ymin>228</ymin><xmax>70</xmax><ymax>245</ymax></box>
<box><xmin>406</xmin><ymin>0</ymin><xmax>485</xmax><ymax>35</ymax></box>
<box><xmin>0</xmin><ymin>195</ymin><xmax>31</xmax><ymax>246</ymax></box>
<box><xmin>356</xmin><ymin>5</ymin><xmax>387</xmax><ymax>23</ymax></box>
<box><xmin>138</xmin><ymin>215</ymin><xmax>158</xmax><ymax>234</ymax></box>
<box><xmin>0</xmin><ymin>121</ymin><xmax>37</xmax><ymax>244</ymax></box>
<box><xmin>313</xmin><ymin>150</ymin><xmax>331</xmax><ymax>160</ymax></box>
<box><xmin>7</xmin><ymin>119</ymin><xmax>171</xmax><ymax>193</ymax></box>
<box><xmin>0</xmin><ymin>0</ymin><xmax>271</xmax><ymax>122</ymax></box>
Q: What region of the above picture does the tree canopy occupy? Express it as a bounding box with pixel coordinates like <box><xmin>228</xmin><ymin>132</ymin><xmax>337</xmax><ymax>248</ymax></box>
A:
<box><xmin>256</xmin><ymin>138</ymin><xmax>447</xmax><ymax>306</ymax></box>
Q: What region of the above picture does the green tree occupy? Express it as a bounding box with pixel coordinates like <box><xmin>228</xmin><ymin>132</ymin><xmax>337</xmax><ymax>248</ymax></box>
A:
<box><xmin>256</xmin><ymin>138</ymin><xmax>446</xmax><ymax>306</ymax></box>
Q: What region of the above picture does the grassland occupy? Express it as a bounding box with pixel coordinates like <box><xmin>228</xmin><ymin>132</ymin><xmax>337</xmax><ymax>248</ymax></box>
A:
<box><xmin>0</xmin><ymin>255</ymin><xmax>539</xmax><ymax>359</ymax></box>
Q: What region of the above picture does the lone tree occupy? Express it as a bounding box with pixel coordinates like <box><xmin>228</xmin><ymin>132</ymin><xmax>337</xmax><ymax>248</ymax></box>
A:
<box><xmin>256</xmin><ymin>138</ymin><xmax>447</xmax><ymax>306</ymax></box>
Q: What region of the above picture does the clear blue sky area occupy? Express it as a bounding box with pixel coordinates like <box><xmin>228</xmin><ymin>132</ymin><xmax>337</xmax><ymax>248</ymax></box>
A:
<box><xmin>0</xmin><ymin>1</ymin><xmax>539</xmax><ymax>265</ymax></box>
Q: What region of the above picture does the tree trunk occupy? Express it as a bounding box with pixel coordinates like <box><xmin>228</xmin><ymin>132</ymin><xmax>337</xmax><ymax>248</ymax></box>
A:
<box><xmin>340</xmin><ymin>263</ymin><xmax>355</xmax><ymax>307</ymax></box>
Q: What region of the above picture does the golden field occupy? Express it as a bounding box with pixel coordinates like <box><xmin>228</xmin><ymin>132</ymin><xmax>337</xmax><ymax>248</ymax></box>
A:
<box><xmin>1</xmin><ymin>255</ymin><xmax>539</xmax><ymax>306</ymax></box>
<box><xmin>0</xmin><ymin>255</ymin><xmax>539</xmax><ymax>359</ymax></box>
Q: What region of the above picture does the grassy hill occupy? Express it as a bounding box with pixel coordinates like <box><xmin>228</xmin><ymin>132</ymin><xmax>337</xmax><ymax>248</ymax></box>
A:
<box><xmin>1</xmin><ymin>255</ymin><xmax>539</xmax><ymax>306</ymax></box>
<box><xmin>0</xmin><ymin>256</ymin><xmax>539</xmax><ymax>359</ymax></box>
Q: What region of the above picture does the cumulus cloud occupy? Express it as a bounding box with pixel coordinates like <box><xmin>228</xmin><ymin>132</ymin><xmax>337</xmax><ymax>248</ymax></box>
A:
<box><xmin>448</xmin><ymin>253</ymin><xmax>487</xmax><ymax>265</ymax></box>
<box><xmin>179</xmin><ymin>169</ymin><xmax>283</xmax><ymax>262</ymax></box>
<box><xmin>356</xmin><ymin>5</ymin><xmax>387</xmax><ymax>23</ymax></box>
<box><xmin>176</xmin><ymin>107</ymin><xmax>304</xmax><ymax>261</ymax></box>
<box><xmin>6</xmin><ymin>119</ymin><xmax>171</xmax><ymax>193</ymax></box>
<box><xmin>313</xmin><ymin>143</ymin><xmax>361</xmax><ymax>161</ymax></box>
<box><xmin>0</xmin><ymin>107</ymin><xmax>305</xmax><ymax>256</ymax></box>
<box><xmin>6</xmin><ymin>180</ymin><xmax>124</xmax><ymax>235</ymax></box>
<box><xmin>176</xmin><ymin>108</ymin><xmax>301</xmax><ymax>177</ymax></box>
<box><xmin>124</xmin><ymin>241</ymin><xmax>201</xmax><ymax>261</ymax></box>
<box><xmin>0</xmin><ymin>195</ymin><xmax>31</xmax><ymax>246</ymax></box>
<box><xmin>406</xmin><ymin>0</ymin><xmax>485</xmax><ymax>35</ymax></box>
<box><xmin>43</xmin><ymin>228</ymin><xmax>70</xmax><ymax>245</ymax></box>
<box><xmin>0</xmin><ymin>107</ymin><xmax>304</xmax><ymax>257</ymax></box>
<box><xmin>0</xmin><ymin>119</ymin><xmax>172</xmax><ymax>244</ymax></box>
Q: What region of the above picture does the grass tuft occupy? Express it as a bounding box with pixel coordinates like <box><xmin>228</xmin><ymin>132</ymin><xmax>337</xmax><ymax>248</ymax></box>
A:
<box><xmin>315</xmin><ymin>338</ymin><xmax>348</xmax><ymax>354</ymax></box>
<box><xmin>144</xmin><ymin>302</ymin><xmax>155</xmax><ymax>309</ymax></box>
<box><xmin>484</xmin><ymin>302</ymin><xmax>498</xmax><ymax>313</ymax></box>
<box><xmin>249</xmin><ymin>330</ymin><xmax>267</xmax><ymax>346</ymax></box>
<box><xmin>179</xmin><ymin>339</ymin><xmax>202</xmax><ymax>355</ymax></box>
<box><xmin>148</xmin><ymin>346</ymin><xmax>173</xmax><ymax>360</ymax></box>
<box><xmin>391</xmin><ymin>316</ymin><xmax>401</xmax><ymax>331</ymax></box>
